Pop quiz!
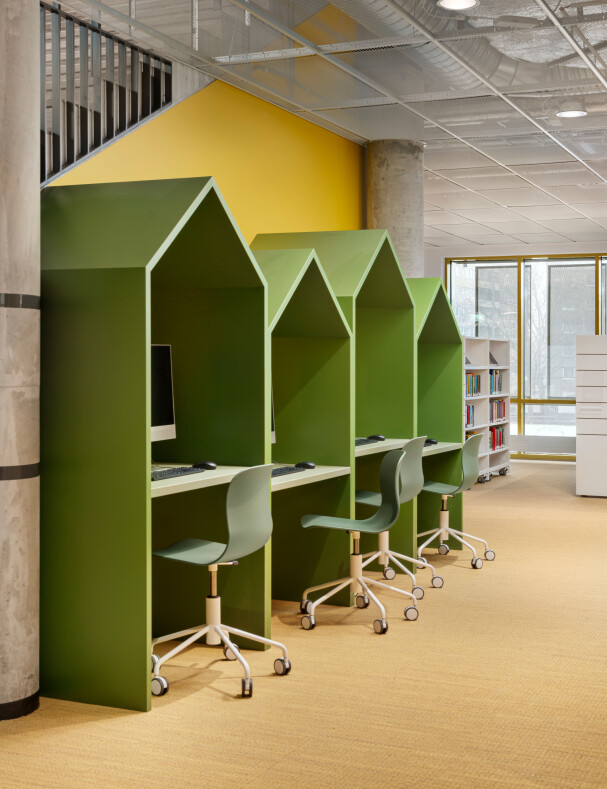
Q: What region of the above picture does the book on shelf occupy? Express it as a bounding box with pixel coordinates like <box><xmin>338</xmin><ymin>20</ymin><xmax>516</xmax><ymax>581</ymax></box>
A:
<box><xmin>489</xmin><ymin>425</ymin><xmax>505</xmax><ymax>451</ymax></box>
<box><xmin>489</xmin><ymin>369</ymin><xmax>503</xmax><ymax>394</ymax></box>
<box><xmin>466</xmin><ymin>372</ymin><xmax>481</xmax><ymax>397</ymax></box>
<box><xmin>465</xmin><ymin>404</ymin><xmax>475</xmax><ymax>427</ymax></box>
<box><xmin>489</xmin><ymin>352</ymin><xmax>498</xmax><ymax>364</ymax></box>
<box><xmin>490</xmin><ymin>398</ymin><xmax>506</xmax><ymax>422</ymax></box>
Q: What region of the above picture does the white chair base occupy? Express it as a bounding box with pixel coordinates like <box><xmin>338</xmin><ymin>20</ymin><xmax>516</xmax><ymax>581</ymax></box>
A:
<box><xmin>300</xmin><ymin>543</ymin><xmax>420</xmax><ymax>634</ymax></box>
<box><xmin>417</xmin><ymin>497</ymin><xmax>495</xmax><ymax>570</ymax></box>
<box><xmin>151</xmin><ymin>592</ymin><xmax>291</xmax><ymax>699</ymax></box>
<box><xmin>362</xmin><ymin>531</ymin><xmax>444</xmax><ymax>595</ymax></box>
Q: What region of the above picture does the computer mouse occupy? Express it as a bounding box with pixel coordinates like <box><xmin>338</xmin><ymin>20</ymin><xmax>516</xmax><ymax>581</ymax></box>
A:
<box><xmin>367</xmin><ymin>434</ymin><xmax>386</xmax><ymax>441</ymax></box>
<box><xmin>192</xmin><ymin>461</ymin><xmax>217</xmax><ymax>470</ymax></box>
<box><xmin>295</xmin><ymin>461</ymin><xmax>316</xmax><ymax>470</ymax></box>
<box><xmin>424</xmin><ymin>438</ymin><xmax>438</xmax><ymax>446</ymax></box>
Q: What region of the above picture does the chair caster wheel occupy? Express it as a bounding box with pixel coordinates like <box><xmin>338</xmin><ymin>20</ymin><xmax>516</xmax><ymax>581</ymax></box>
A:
<box><xmin>151</xmin><ymin>676</ymin><xmax>169</xmax><ymax>696</ymax></box>
<box><xmin>485</xmin><ymin>549</ymin><xmax>495</xmax><ymax>561</ymax></box>
<box><xmin>241</xmin><ymin>678</ymin><xmax>253</xmax><ymax>698</ymax></box>
<box><xmin>373</xmin><ymin>619</ymin><xmax>388</xmax><ymax>634</ymax></box>
<box><xmin>383</xmin><ymin>566</ymin><xmax>396</xmax><ymax>581</ymax></box>
<box><xmin>438</xmin><ymin>544</ymin><xmax>450</xmax><ymax>555</ymax></box>
<box><xmin>404</xmin><ymin>606</ymin><xmax>419</xmax><ymax>621</ymax></box>
<box><xmin>151</xmin><ymin>653</ymin><xmax>159</xmax><ymax>672</ymax></box>
<box><xmin>412</xmin><ymin>585</ymin><xmax>424</xmax><ymax>600</ymax></box>
<box><xmin>224</xmin><ymin>642</ymin><xmax>240</xmax><ymax>661</ymax></box>
<box><xmin>300</xmin><ymin>599</ymin><xmax>312</xmax><ymax>615</ymax></box>
<box><xmin>301</xmin><ymin>615</ymin><xmax>316</xmax><ymax>630</ymax></box>
<box><xmin>471</xmin><ymin>557</ymin><xmax>483</xmax><ymax>569</ymax></box>
<box><xmin>431</xmin><ymin>575</ymin><xmax>444</xmax><ymax>589</ymax></box>
<box><xmin>355</xmin><ymin>594</ymin><xmax>370</xmax><ymax>609</ymax></box>
<box><xmin>274</xmin><ymin>658</ymin><xmax>291</xmax><ymax>676</ymax></box>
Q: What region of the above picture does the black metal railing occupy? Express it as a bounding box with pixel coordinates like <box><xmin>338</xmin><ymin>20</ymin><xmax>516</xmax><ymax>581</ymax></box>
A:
<box><xmin>40</xmin><ymin>2</ymin><xmax>172</xmax><ymax>183</ymax></box>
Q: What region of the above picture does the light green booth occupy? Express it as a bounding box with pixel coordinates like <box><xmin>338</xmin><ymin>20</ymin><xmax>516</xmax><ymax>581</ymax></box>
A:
<box><xmin>254</xmin><ymin>248</ymin><xmax>353</xmax><ymax>603</ymax></box>
<box><xmin>406</xmin><ymin>278</ymin><xmax>464</xmax><ymax>544</ymax></box>
<box><xmin>41</xmin><ymin>177</ymin><xmax>270</xmax><ymax>711</ymax></box>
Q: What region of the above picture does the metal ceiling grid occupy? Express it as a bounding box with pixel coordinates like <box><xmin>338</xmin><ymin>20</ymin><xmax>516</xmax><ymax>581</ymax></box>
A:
<box><xmin>57</xmin><ymin>0</ymin><xmax>607</xmax><ymax>247</ymax></box>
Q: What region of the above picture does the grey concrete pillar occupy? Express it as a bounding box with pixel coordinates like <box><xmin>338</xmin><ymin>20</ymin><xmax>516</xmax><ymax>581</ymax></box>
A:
<box><xmin>0</xmin><ymin>0</ymin><xmax>40</xmax><ymax>719</ymax></box>
<box><xmin>366</xmin><ymin>140</ymin><xmax>425</xmax><ymax>278</ymax></box>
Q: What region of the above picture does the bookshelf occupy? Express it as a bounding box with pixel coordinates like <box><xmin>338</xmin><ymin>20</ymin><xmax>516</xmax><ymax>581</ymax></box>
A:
<box><xmin>464</xmin><ymin>337</ymin><xmax>511</xmax><ymax>482</ymax></box>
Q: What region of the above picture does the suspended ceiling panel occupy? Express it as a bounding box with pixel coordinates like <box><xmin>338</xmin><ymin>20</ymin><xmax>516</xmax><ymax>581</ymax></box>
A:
<box><xmin>60</xmin><ymin>0</ymin><xmax>607</xmax><ymax>248</ymax></box>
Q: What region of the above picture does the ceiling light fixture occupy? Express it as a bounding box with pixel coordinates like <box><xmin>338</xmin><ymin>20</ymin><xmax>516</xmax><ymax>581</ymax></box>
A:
<box><xmin>556</xmin><ymin>101</ymin><xmax>588</xmax><ymax>118</ymax></box>
<box><xmin>437</xmin><ymin>0</ymin><xmax>479</xmax><ymax>9</ymax></box>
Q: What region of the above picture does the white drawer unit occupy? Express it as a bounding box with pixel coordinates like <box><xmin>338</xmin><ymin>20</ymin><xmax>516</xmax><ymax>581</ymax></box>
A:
<box><xmin>577</xmin><ymin>355</ymin><xmax>607</xmax><ymax>371</ymax></box>
<box><xmin>576</xmin><ymin>335</ymin><xmax>607</xmax><ymax>497</ymax></box>
<box><xmin>577</xmin><ymin>403</ymin><xmax>607</xmax><ymax>419</ymax></box>
<box><xmin>576</xmin><ymin>386</ymin><xmax>607</xmax><ymax>403</ymax></box>
<box><xmin>577</xmin><ymin>370</ymin><xmax>607</xmax><ymax>387</ymax></box>
<box><xmin>576</xmin><ymin>419</ymin><xmax>607</xmax><ymax>435</ymax></box>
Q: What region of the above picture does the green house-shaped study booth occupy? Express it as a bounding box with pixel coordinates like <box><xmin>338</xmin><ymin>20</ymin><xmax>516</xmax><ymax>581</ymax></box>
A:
<box><xmin>41</xmin><ymin>177</ymin><xmax>269</xmax><ymax>711</ymax></box>
<box><xmin>252</xmin><ymin>230</ymin><xmax>416</xmax><ymax>566</ymax></box>
<box><xmin>253</xmin><ymin>248</ymin><xmax>353</xmax><ymax>603</ymax></box>
<box><xmin>406</xmin><ymin>278</ymin><xmax>464</xmax><ymax>543</ymax></box>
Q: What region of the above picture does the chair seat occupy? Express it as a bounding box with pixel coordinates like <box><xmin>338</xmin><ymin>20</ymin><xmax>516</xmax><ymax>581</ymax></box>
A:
<box><xmin>423</xmin><ymin>480</ymin><xmax>458</xmax><ymax>496</ymax></box>
<box><xmin>302</xmin><ymin>513</ymin><xmax>387</xmax><ymax>534</ymax></box>
<box><xmin>355</xmin><ymin>489</ymin><xmax>381</xmax><ymax>508</ymax></box>
<box><xmin>153</xmin><ymin>537</ymin><xmax>227</xmax><ymax>566</ymax></box>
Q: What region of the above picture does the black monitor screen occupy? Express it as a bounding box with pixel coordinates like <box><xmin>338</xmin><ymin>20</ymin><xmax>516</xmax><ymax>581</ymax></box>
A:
<box><xmin>151</xmin><ymin>345</ymin><xmax>176</xmax><ymax>441</ymax></box>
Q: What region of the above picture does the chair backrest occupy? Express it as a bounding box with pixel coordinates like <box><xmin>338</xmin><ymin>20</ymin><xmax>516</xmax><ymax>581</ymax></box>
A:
<box><xmin>399</xmin><ymin>436</ymin><xmax>426</xmax><ymax>503</ymax></box>
<box><xmin>220</xmin><ymin>464</ymin><xmax>273</xmax><ymax>563</ymax></box>
<box><xmin>458</xmin><ymin>433</ymin><xmax>484</xmax><ymax>493</ymax></box>
<box><xmin>361</xmin><ymin>448</ymin><xmax>407</xmax><ymax>532</ymax></box>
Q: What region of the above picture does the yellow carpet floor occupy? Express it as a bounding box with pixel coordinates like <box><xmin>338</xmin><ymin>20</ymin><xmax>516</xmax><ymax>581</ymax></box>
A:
<box><xmin>1</xmin><ymin>461</ymin><xmax>606</xmax><ymax>788</ymax></box>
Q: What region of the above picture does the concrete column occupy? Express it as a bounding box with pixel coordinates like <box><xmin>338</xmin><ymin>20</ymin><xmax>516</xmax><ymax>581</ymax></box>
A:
<box><xmin>366</xmin><ymin>140</ymin><xmax>425</xmax><ymax>278</ymax></box>
<box><xmin>0</xmin><ymin>0</ymin><xmax>40</xmax><ymax>719</ymax></box>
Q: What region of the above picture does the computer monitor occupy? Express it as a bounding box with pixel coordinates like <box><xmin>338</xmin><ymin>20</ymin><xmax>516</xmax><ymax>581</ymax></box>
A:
<box><xmin>151</xmin><ymin>344</ymin><xmax>176</xmax><ymax>442</ymax></box>
<box><xmin>271</xmin><ymin>388</ymin><xmax>276</xmax><ymax>445</ymax></box>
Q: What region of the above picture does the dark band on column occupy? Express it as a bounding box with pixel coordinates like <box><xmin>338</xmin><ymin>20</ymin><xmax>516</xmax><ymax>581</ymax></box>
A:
<box><xmin>0</xmin><ymin>692</ymin><xmax>39</xmax><ymax>720</ymax></box>
<box><xmin>0</xmin><ymin>463</ymin><xmax>40</xmax><ymax>481</ymax></box>
<box><xmin>0</xmin><ymin>293</ymin><xmax>41</xmax><ymax>309</ymax></box>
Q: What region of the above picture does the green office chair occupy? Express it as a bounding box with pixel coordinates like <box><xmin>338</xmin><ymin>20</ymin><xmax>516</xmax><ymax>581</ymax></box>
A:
<box><xmin>355</xmin><ymin>436</ymin><xmax>444</xmax><ymax>595</ymax></box>
<box><xmin>150</xmin><ymin>465</ymin><xmax>291</xmax><ymax>699</ymax></box>
<box><xmin>417</xmin><ymin>433</ymin><xmax>495</xmax><ymax>569</ymax></box>
<box><xmin>300</xmin><ymin>449</ymin><xmax>419</xmax><ymax>635</ymax></box>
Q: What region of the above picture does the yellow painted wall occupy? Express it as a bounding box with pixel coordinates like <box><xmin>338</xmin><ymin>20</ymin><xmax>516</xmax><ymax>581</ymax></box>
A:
<box><xmin>55</xmin><ymin>81</ymin><xmax>363</xmax><ymax>243</ymax></box>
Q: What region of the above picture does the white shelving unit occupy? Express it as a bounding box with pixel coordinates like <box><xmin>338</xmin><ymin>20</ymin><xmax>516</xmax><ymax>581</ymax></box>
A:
<box><xmin>576</xmin><ymin>334</ymin><xmax>607</xmax><ymax>497</ymax></box>
<box><xmin>464</xmin><ymin>337</ymin><xmax>511</xmax><ymax>483</ymax></box>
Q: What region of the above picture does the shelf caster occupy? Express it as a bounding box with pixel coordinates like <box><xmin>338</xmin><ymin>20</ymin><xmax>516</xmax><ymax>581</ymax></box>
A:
<box><xmin>412</xmin><ymin>585</ymin><xmax>424</xmax><ymax>600</ymax></box>
<box><xmin>383</xmin><ymin>566</ymin><xmax>396</xmax><ymax>581</ymax></box>
<box><xmin>151</xmin><ymin>654</ymin><xmax>159</xmax><ymax>672</ymax></box>
<box><xmin>355</xmin><ymin>594</ymin><xmax>370</xmax><ymax>609</ymax></box>
<box><xmin>431</xmin><ymin>575</ymin><xmax>444</xmax><ymax>589</ymax></box>
<box><xmin>241</xmin><ymin>678</ymin><xmax>253</xmax><ymax>698</ymax></box>
<box><xmin>373</xmin><ymin>619</ymin><xmax>388</xmax><ymax>634</ymax></box>
<box><xmin>404</xmin><ymin>606</ymin><xmax>419</xmax><ymax>621</ymax></box>
<box><xmin>224</xmin><ymin>642</ymin><xmax>240</xmax><ymax>661</ymax></box>
<box><xmin>477</xmin><ymin>475</ymin><xmax>485</xmax><ymax>484</ymax></box>
<box><xmin>300</xmin><ymin>599</ymin><xmax>312</xmax><ymax>615</ymax></box>
<box><xmin>151</xmin><ymin>676</ymin><xmax>169</xmax><ymax>697</ymax></box>
<box><xmin>301</xmin><ymin>615</ymin><xmax>316</xmax><ymax>630</ymax></box>
<box><xmin>499</xmin><ymin>467</ymin><xmax>509</xmax><ymax>476</ymax></box>
<box><xmin>484</xmin><ymin>549</ymin><xmax>496</xmax><ymax>561</ymax></box>
<box><xmin>274</xmin><ymin>658</ymin><xmax>291</xmax><ymax>676</ymax></box>
<box><xmin>438</xmin><ymin>544</ymin><xmax>450</xmax><ymax>555</ymax></box>
<box><xmin>471</xmin><ymin>557</ymin><xmax>483</xmax><ymax>569</ymax></box>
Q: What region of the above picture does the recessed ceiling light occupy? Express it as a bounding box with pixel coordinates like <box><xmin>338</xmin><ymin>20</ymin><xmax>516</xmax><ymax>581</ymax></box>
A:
<box><xmin>437</xmin><ymin>0</ymin><xmax>479</xmax><ymax>9</ymax></box>
<box><xmin>556</xmin><ymin>101</ymin><xmax>587</xmax><ymax>118</ymax></box>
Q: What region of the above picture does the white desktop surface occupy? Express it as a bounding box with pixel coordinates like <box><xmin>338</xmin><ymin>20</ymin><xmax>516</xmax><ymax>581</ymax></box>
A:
<box><xmin>151</xmin><ymin>463</ymin><xmax>350</xmax><ymax>498</ymax></box>
<box><xmin>355</xmin><ymin>438</ymin><xmax>462</xmax><ymax>458</ymax></box>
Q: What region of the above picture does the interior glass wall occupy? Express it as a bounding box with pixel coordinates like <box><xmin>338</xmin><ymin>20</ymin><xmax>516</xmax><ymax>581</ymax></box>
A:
<box><xmin>448</xmin><ymin>255</ymin><xmax>603</xmax><ymax>457</ymax></box>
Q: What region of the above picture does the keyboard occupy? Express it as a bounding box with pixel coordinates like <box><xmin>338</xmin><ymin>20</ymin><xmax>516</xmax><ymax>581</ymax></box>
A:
<box><xmin>355</xmin><ymin>437</ymin><xmax>379</xmax><ymax>446</ymax></box>
<box><xmin>271</xmin><ymin>465</ymin><xmax>301</xmax><ymax>478</ymax></box>
<box><xmin>151</xmin><ymin>466</ymin><xmax>204</xmax><ymax>482</ymax></box>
